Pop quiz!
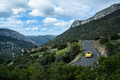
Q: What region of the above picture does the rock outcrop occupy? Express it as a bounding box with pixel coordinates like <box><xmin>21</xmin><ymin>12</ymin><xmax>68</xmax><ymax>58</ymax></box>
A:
<box><xmin>71</xmin><ymin>3</ymin><xmax>120</xmax><ymax>28</ymax></box>
<box><xmin>0</xmin><ymin>28</ymin><xmax>36</xmax><ymax>45</ymax></box>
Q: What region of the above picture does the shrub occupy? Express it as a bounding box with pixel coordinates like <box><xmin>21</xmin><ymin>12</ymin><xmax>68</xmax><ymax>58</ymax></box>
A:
<box><xmin>110</xmin><ymin>33</ymin><xmax>119</xmax><ymax>40</ymax></box>
<box><xmin>0</xmin><ymin>58</ymin><xmax>5</xmax><ymax>64</ymax></box>
<box><xmin>100</xmin><ymin>37</ymin><xmax>109</xmax><ymax>44</ymax></box>
<box><xmin>52</xmin><ymin>44</ymin><xmax>58</xmax><ymax>49</ymax></box>
<box><xmin>105</xmin><ymin>42</ymin><xmax>115</xmax><ymax>56</ymax></box>
<box><xmin>40</xmin><ymin>52</ymin><xmax>55</xmax><ymax>65</ymax></box>
<box><xmin>57</xmin><ymin>43</ymin><xmax>67</xmax><ymax>50</ymax></box>
<box><xmin>94</xmin><ymin>36</ymin><xmax>100</xmax><ymax>40</ymax></box>
<box><xmin>34</xmin><ymin>46</ymin><xmax>39</xmax><ymax>48</ymax></box>
<box><xmin>70</xmin><ymin>42</ymin><xmax>80</xmax><ymax>55</ymax></box>
<box><xmin>70</xmin><ymin>39</ymin><xmax>79</xmax><ymax>44</ymax></box>
<box><xmin>56</xmin><ymin>54</ymin><xmax>64</xmax><ymax>63</ymax></box>
<box><xmin>39</xmin><ymin>47</ymin><xmax>48</xmax><ymax>52</ymax></box>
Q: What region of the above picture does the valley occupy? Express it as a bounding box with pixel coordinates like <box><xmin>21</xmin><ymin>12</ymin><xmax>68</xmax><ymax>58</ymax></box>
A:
<box><xmin>0</xmin><ymin>3</ymin><xmax>120</xmax><ymax>80</ymax></box>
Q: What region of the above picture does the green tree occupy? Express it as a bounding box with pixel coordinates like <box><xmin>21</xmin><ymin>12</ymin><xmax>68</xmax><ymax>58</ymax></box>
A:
<box><xmin>100</xmin><ymin>37</ymin><xmax>109</xmax><ymax>44</ymax></box>
<box><xmin>110</xmin><ymin>33</ymin><xmax>119</xmax><ymax>40</ymax></box>
<box><xmin>70</xmin><ymin>42</ymin><xmax>80</xmax><ymax>55</ymax></box>
<box><xmin>57</xmin><ymin>43</ymin><xmax>67</xmax><ymax>50</ymax></box>
<box><xmin>70</xmin><ymin>39</ymin><xmax>79</xmax><ymax>44</ymax></box>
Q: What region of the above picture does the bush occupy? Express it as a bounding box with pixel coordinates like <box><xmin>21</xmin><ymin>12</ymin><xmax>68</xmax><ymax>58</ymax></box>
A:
<box><xmin>56</xmin><ymin>54</ymin><xmax>64</xmax><ymax>63</ymax></box>
<box><xmin>70</xmin><ymin>42</ymin><xmax>80</xmax><ymax>55</ymax></box>
<box><xmin>0</xmin><ymin>58</ymin><xmax>5</xmax><ymax>64</ymax></box>
<box><xmin>57</xmin><ymin>43</ymin><xmax>67</xmax><ymax>50</ymax></box>
<box><xmin>39</xmin><ymin>47</ymin><xmax>48</xmax><ymax>52</ymax></box>
<box><xmin>34</xmin><ymin>46</ymin><xmax>39</xmax><ymax>48</ymax></box>
<box><xmin>70</xmin><ymin>39</ymin><xmax>79</xmax><ymax>44</ymax></box>
<box><xmin>40</xmin><ymin>52</ymin><xmax>55</xmax><ymax>65</ymax></box>
<box><xmin>52</xmin><ymin>44</ymin><xmax>58</xmax><ymax>49</ymax></box>
<box><xmin>105</xmin><ymin>42</ymin><xmax>115</xmax><ymax>56</ymax></box>
<box><xmin>100</xmin><ymin>37</ymin><xmax>109</xmax><ymax>44</ymax></box>
<box><xmin>110</xmin><ymin>33</ymin><xmax>119</xmax><ymax>40</ymax></box>
<box><xmin>94</xmin><ymin>36</ymin><xmax>100</xmax><ymax>40</ymax></box>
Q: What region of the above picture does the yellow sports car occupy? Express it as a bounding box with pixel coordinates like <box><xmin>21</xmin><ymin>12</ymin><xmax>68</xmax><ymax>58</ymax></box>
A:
<box><xmin>86</xmin><ymin>51</ymin><xmax>92</xmax><ymax>57</ymax></box>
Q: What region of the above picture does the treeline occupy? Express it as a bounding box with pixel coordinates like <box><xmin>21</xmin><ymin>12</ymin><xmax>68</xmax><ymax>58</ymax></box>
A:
<box><xmin>0</xmin><ymin>55</ymin><xmax>120</xmax><ymax>80</ymax></box>
<box><xmin>0</xmin><ymin>39</ymin><xmax>120</xmax><ymax>80</ymax></box>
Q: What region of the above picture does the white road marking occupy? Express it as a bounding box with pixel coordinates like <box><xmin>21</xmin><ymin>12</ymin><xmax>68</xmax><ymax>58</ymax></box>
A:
<box><xmin>84</xmin><ymin>51</ymin><xmax>85</xmax><ymax>54</ymax></box>
<box><xmin>82</xmin><ymin>56</ymin><xmax>84</xmax><ymax>59</ymax></box>
<box><xmin>97</xmin><ymin>53</ymin><xmax>99</xmax><ymax>57</ymax></box>
<box><xmin>97</xmin><ymin>61</ymin><xmax>99</xmax><ymax>64</ymax></box>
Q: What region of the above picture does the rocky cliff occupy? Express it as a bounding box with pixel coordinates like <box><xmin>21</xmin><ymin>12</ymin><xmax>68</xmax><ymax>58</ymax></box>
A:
<box><xmin>71</xmin><ymin>3</ymin><xmax>120</xmax><ymax>28</ymax></box>
<box><xmin>0</xmin><ymin>28</ymin><xmax>36</xmax><ymax>45</ymax></box>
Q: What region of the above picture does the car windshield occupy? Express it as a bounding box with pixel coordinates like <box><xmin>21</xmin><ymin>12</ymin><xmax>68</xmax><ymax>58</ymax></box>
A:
<box><xmin>87</xmin><ymin>52</ymin><xmax>91</xmax><ymax>54</ymax></box>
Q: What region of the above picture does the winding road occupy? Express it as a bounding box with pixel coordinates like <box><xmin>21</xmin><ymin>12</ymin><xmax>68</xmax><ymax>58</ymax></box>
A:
<box><xmin>73</xmin><ymin>40</ymin><xmax>99</xmax><ymax>67</ymax></box>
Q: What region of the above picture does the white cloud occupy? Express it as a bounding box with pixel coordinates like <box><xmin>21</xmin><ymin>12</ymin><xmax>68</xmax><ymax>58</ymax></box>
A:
<box><xmin>28</xmin><ymin>0</ymin><xmax>120</xmax><ymax>19</ymax></box>
<box><xmin>43</xmin><ymin>17</ymin><xmax>58</xmax><ymax>26</ymax></box>
<box><xmin>0</xmin><ymin>17</ymin><xmax>24</xmax><ymax>27</ymax></box>
<box><xmin>0</xmin><ymin>17</ymin><xmax>39</xmax><ymax>28</ymax></box>
<box><xmin>43</xmin><ymin>17</ymin><xmax>74</xmax><ymax>28</ymax></box>
<box><xmin>0</xmin><ymin>0</ymin><xmax>29</xmax><ymax>17</ymax></box>
<box><xmin>28</xmin><ymin>0</ymin><xmax>89</xmax><ymax>18</ymax></box>
<box><xmin>26</xmin><ymin>20</ymin><xmax>38</xmax><ymax>24</ymax></box>
<box><xmin>7</xmin><ymin>17</ymin><xmax>23</xmax><ymax>25</ymax></box>
<box><xmin>41</xmin><ymin>28</ymin><xmax>48</xmax><ymax>31</ymax></box>
<box><xmin>28</xmin><ymin>0</ymin><xmax>55</xmax><ymax>17</ymax></box>
<box><xmin>0</xmin><ymin>0</ymin><xmax>120</xmax><ymax>19</ymax></box>
<box><xmin>25</xmin><ymin>27</ymin><xmax>39</xmax><ymax>31</ymax></box>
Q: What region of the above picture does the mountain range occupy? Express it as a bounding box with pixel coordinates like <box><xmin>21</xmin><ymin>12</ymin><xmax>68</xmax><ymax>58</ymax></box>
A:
<box><xmin>0</xmin><ymin>28</ymin><xmax>37</xmax><ymax>58</ymax></box>
<box><xmin>0</xmin><ymin>3</ymin><xmax>120</xmax><ymax>58</ymax></box>
<box><xmin>44</xmin><ymin>3</ymin><xmax>120</xmax><ymax>46</ymax></box>
<box><xmin>27</xmin><ymin>35</ymin><xmax>56</xmax><ymax>46</ymax></box>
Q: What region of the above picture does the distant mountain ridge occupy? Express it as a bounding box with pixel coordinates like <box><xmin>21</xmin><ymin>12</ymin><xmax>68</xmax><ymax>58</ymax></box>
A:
<box><xmin>0</xmin><ymin>28</ymin><xmax>36</xmax><ymax>45</ymax></box>
<box><xmin>0</xmin><ymin>28</ymin><xmax>37</xmax><ymax>58</ymax></box>
<box><xmin>71</xmin><ymin>3</ymin><xmax>120</xmax><ymax>27</ymax></box>
<box><xmin>28</xmin><ymin>35</ymin><xmax>56</xmax><ymax>46</ymax></box>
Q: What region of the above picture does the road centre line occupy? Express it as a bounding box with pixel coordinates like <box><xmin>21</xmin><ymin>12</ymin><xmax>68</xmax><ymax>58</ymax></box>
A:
<box><xmin>82</xmin><ymin>56</ymin><xmax>84</xmax><ymax>59</ymax></box>
<box><xmin>97</xmin><ymin>53</ymin><xmax>99</xmax><ymax>57</ymax></box>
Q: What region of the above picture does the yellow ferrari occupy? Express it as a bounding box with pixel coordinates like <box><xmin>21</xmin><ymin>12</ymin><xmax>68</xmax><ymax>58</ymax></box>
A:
<box><xmin>86</xmin><ymin>51</ymin><xmax>92</xmax><ymax>58</ymax></box>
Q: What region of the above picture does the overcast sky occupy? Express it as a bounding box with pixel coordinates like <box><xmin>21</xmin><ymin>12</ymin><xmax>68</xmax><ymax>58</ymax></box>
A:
<box><xmin>0</xmin><ymin>0</ymin><xmax>120</xmax><ymax>35</ymax></box>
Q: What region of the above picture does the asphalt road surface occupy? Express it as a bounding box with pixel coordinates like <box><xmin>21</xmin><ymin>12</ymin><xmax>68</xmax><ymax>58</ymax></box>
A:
<box><xmin>73</xmin><ymin>40</ymin><xmax>99</xmax><ymax>67</ymax></box>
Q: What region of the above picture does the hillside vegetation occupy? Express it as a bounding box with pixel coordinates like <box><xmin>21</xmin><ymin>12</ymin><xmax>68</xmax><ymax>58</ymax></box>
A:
<box><xmin>94</xmin><ymin>33</ymin><xmax>120</xmax><ymax>57</ymax></box>
<box><xmin>0</xmin><ymin>43</ymin><xmax>120</xmax><ymax>80</ymax></box>
<box><xmin>45</xmin><ymin>10</ymin><xmax>120</xmax><ymax>46</ymax></box>
<box><xmin>0</xmin><ymin>35</ymin><xmax>36</xmax><ymax>59</ymax></box>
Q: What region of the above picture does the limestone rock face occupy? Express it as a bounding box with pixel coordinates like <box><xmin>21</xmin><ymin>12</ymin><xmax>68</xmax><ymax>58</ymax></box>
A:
<box><xmin>71</xmin><ymin>3</ymin><xmax>120</xmax><ymax>28</ymax></box>
<box><xmin>71</xmin><ymin>20</ymin><xmax>82</xmax><ymax>27</ymax></box>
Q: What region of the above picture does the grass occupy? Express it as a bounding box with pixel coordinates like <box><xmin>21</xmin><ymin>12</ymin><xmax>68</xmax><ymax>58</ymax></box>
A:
<box><xmin>30</xmin><ymin>52</ymin><xmax>43</xmax><ymax>57</ymax></box>
<box><xmin>55</xmin><ymin>47</ymin><xmax>70</xmax><ymax>57</ymax></box>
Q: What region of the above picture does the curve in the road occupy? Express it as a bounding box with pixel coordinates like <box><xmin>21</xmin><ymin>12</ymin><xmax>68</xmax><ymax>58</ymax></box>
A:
<box><xmin>73</xmin><ymin>40</ymin><xmax>99</xmax><ymax>67</ymax></box>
